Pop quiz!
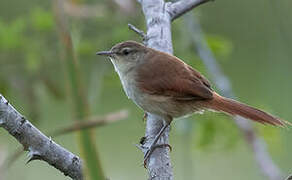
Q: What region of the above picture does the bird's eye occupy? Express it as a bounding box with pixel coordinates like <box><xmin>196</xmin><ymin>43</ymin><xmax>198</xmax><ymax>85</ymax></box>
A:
<box><xmin>122</xmin><ymin>48</ymin><xmax>130</xmax><ymax>55</ymax></box>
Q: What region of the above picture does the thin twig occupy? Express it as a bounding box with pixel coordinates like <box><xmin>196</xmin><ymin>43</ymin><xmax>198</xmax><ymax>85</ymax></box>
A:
<box><xmin>133</xmin><ymin>0</ymin><xmax>212</xmax><ymax>179</ymax></box>
<box><xmin>128</xmin><ymin>24</ymin><xmax>147</xmax><ymax>40</ymax></box>
<box><xmin>137</xmin><ymin>0</ymin><xmax>174</xmax><ymax>178</ymax></box>
<box><xmin>50</xmin><ymin>110</ymin><xmax>128</xmax><ymax>136</ymax></box>
<box><xmin>1</xmin><ymin>110</ymin><xmax>128</xmax><ymax>172</ymax></box>
<box><xmin>53</xmin><ymin>0</ymin><xmax>106</xmax><ymax>178</ymax></box>
<box><xmin>169</xmin><ymin>0</ymin><xmax>213</xmax><ymax>21</ymax></box>
<box><xmin>0</xmin><ymin>94</ymin><xmax>83</xmax><ymax>180</ymax></box>
<box><xmin>184</xmin><ymin>13</ymin><xmax>283</xmax><ymax>180</ymax></box>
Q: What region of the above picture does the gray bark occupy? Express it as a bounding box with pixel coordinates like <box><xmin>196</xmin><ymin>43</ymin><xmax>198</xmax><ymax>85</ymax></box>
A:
<box><xmin>169</xmin><ymin>0</ymin><xmax>212</xmax><ymax>21</ymax></box>
<box><xmin>137</xmin><ymin>1</ymin><xmax>174</xmax><ymax>178</ymax></box>
<box><xmin>137</xmin><ymin>0</ymin><xmax>283</xmax><ymax>179</ymax></box>
<box><xmin>0</xmin><ymin>94</ymin><xmax>82</xmax><ymax>180</ymax></box>
<box><xmin>136</xmin><ymin>0</ymin><xmax>210</xmax><ymax>179</ymax></box>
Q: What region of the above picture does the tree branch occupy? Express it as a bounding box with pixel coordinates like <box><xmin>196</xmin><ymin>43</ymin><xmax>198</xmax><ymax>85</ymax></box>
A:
<box><xmin>184</xmin><ymin>14</ymin><xmax>283</xmax><ymax>180</ymax></box>
<box><xmin>0</xmin><ymin>94</ymin><xmax>83</xmax><ymax>180</ymax></box>
<box><xmin>134</xmin><ymin>0</ymin><xmax>211</xmax><ymax>179</ymax></box>
<box><xmin>286</xmin><ymin>174</ymin><xmax>292</xmax><ymax>180</ymax></box>
<box><xmin>136</xmin><ymin>0</ymin><xmax>174</xmax><ymax>179</ymax></box>
<box><xmin>50</xmin><ymin>110</ymin><xmax>128</xmax><ymax>137</ymax></box>
<box><xmin>135</xmin><ymin>0</ymin><xmax>282</xmax><ymax>178</ymax></box>
<box><xmin>0</xmin><ymin>110</ymin><xmax>128</xmax><ymax>174</ymax></box>
<box><xmin>128</xmin><ymin>24</ymin><xmax>147</xmax><ymax>41</ymax></box>
<box><xmin>169</xmin><ymin>0</ymin><xmax>212</xmax><ymax>21</ymax></box>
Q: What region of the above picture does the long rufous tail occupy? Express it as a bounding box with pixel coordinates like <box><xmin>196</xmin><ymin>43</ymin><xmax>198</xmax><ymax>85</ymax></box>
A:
<box><xmin>204</xmin><ymin>93</ymin><xmax>285</xmax><ymax>126</ymax></box>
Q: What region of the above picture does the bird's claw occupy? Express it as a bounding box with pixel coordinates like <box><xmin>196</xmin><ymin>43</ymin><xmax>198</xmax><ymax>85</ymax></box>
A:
<box><xmin>143</xmin><ymin>144</ymin><xmax>172</xmax><ymax>168</ymax></box>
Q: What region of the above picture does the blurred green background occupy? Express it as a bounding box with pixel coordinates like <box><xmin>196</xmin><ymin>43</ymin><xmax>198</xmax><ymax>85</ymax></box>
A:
<box><xmin>0</xmin><ymin>0</ymin><xmax>291</xmax><ymax>179</ymax></box>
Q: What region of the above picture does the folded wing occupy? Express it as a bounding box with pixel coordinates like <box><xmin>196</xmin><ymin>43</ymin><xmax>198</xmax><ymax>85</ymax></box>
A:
<box><xmin>136</xmin><ymin>50</ymin><xmax>213</xmax><ymax>101</ymax></box>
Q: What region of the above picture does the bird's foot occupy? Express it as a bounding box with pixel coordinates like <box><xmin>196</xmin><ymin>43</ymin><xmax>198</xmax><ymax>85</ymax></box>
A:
<box><xmin>138</xmin><ymin>122</ymin><xmax>171</xmax><ymax>168</ymax></box>
<box><xmin>143</xmin><ymin>143</ymin><xmax>172</xmax><ymax>168</ymax></box>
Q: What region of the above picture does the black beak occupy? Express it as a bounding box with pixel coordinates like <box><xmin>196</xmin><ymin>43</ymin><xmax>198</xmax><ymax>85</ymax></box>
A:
<box><xmin>96</xmin><ymin>51</ymin><xmax>114</xmax><ymax>56</ymax></box>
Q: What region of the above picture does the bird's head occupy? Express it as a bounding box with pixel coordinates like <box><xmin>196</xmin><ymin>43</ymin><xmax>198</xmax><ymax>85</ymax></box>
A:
<box><xmin>96</xmin><ymin>41</ymin><xmax>148</xmax><ymax>75</ymax></box>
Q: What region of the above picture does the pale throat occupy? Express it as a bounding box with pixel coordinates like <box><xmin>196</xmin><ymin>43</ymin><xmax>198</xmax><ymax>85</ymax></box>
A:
<box><xmin>109</xmin><ymin>58</ymin><xmax>137</xmax><ymax>100</ymax></box>
<box><xmin>109</xmin><ymin>58</ymin><xmax>134</xmax><ymax>75</ymax></box>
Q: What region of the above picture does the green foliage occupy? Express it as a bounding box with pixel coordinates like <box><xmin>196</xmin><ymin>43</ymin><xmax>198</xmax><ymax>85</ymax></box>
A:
<box><xmin>257</xmin><ymin>125</ymin><xmax>281</xmax><ymax>149</ymax></box>
<box><xmin>0</xmin><ymin>18</ymin><xmax>26</xmax><ymax>50</ymax></box>
<box><xmin>195</xmin><ymin>112</ymin><xmax>240</xmax><ymax>151</ymax></box>
<box><xmin>197</xmin><ymin>118</ymin><xmax>216</xmax><ymax>148</ymax></box>
<box><xmin>77</xmin><ymin>41</ymin><xmax>96</xmax><ymax>57</ymax></box>
<box><xmin>24</xmin><ymin>50</ymin><xmax>41</xmax><ymax>72</ymax></box>
<box><xmin>1</xmin><ymin>1</ymin><xmax>290</xmax><ymax>179</ymax></box>
<box><xmin>0</xmin><ymin>78</ymin><xmax>8</xmax><ymax>95</ymax></box>
<box><xmin>111</xmin><ymin>26</ymin><xmax>132</xmax><ymax>43</ymax></box>
<box><xmin>206</xmin><ymin>35</ymin><xmax>233</xmax><ymax>58</ymax></box>
<box><xmin>30</xmin><ymin>8</ymin><xmax>54</xmax><ymax>32</ymax></box>
<box><xmin>54</xmin><ymin>2</ymin><xmax>105</xmax><ymax>178</ymax></box>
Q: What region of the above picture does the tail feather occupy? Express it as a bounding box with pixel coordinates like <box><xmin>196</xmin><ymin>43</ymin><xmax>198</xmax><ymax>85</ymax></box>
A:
<box><xmin>204</xmin><ymin>93</ymin><xmax>285</xmax><ymax>127</ymax></box>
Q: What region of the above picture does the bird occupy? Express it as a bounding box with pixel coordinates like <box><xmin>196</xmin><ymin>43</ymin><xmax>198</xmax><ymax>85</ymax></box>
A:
<box><xmin>96</xmin><ymin>40</ymin><xmax>287</xmax><ymax>165</ymax></box>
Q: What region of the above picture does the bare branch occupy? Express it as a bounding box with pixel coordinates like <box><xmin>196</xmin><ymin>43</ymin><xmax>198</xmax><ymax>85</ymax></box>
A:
<box><xmin>169</xmin><ymin>0</ymin><xmax>213</xmax><ymax>21</ymax></box>
<box><xmin>135</xmin><ymin>0</ymin><xmax>214</xmax><ymax>178</ymax></box>
<box><xmin>1</xmin><ymin>110</ymin><xmax>128</xmax><ymax>174</ymax></box>
<box><xmin>128</xmin><ymin>24</ymin><xmax>147</xmax><ymax>40</ymax></box>
<box><xmin>50</xmin><ymin>110</ymin><xmax>128</xmax><ymax>136</ymax></box>
<box><xmin>139</xmin><ymin>0</ymin><xmax>174</xmax><ymax>53</ymax></box>
<box><xmin>0</xmin><ymin>94</ymin><xmax>83</xmax><ymax>180</ymax></box>
<box><xmin>136</xmin><ymin>0</ymin><xmax>175</xmax><ymax>179</ymax></box>
<box><xmin>286</xmin><ymin>174</ymin><xmax>292</xmax><ymax>180</ymax></box>
<box><xmin>184</xmin><ymin>14</ymin><xmax>283</xmax><ymax>180</ymax></box>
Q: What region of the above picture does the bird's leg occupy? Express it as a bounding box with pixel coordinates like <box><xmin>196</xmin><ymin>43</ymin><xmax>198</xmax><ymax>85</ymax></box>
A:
<box><xmin>143</xmin><ymin>121</ymin><xmax>172</xmax><ymax>168</ymax></box>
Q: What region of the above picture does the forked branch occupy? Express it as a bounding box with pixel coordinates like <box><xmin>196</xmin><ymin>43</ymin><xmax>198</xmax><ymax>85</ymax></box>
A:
<box><xmin>0</xmin><ymin>94</ymin><xmax>83</xmax><ymax>180</ymax></box>
<box><xmin>1</xmin><ymin>110</ymin><xmax>128</xmax><ymax>174</ymax></box>
<box><xmin>133</xmin><ymin>0</ymin><xmax>212</xmax><ymax>179</ymax></box>
<box><xmin>169</xmin><ymin>0</ymin><xmax>213</xmax><ymax>21</ymax></box>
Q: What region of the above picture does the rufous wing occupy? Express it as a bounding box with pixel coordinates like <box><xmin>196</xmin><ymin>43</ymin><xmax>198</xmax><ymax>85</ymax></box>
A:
<box><xmin>136</xmin><ymin>49</ymin><xmax>213</xmax><ymax>101</ymax></box>
<box><xmin>135</xmin><ymin>48</ymin><xmax>288</xmax><ymax>127</ymax></box>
